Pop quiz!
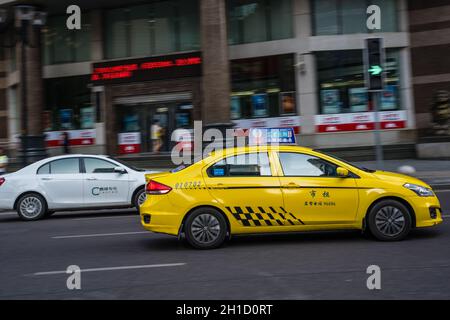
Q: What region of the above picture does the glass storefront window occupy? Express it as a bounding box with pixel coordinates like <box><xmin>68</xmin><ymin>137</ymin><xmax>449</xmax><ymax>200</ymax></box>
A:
<box><xmin>312</xmin><ymin>0</ymin><xmax>398</xmax><ymax>35</ymax></box>
<box><xmin>316</xmin><ymin>49</ymin><xmax>401</xmax><ymax>114</ymax></box>
<box><xmin>44</xmin><ymin>76</ymin><xmax>92</xmax><ymax>131</ymax></box>
<box><xmin>228</xmin><ymin>0</ymin><xmax>293</xmax><ymax>45</ymax></box>
<box><xmin>178</xmin><ymin>1</ymin><xmax>201</xmax><ymax>51</ymax></box>
<box><xmin>230</xmin><ymin>54</ymin><xmax>296</xmax><ymax>119</ymax></box>
<box><xmin>105</xmin><ymin>0</ymin><xmax>199</xmax><ymax>59</ymax></box>
<box><xmin>43</xmin><ymin>15</ymin><xmax>91</xmax><ymax>65</ymax></box>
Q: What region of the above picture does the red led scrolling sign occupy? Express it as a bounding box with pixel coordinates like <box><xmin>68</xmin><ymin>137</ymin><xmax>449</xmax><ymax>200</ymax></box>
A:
<box><xmin>91</xmin><ymin>52</ymin><xmax>202</xmax><ymax>84</ymax></box>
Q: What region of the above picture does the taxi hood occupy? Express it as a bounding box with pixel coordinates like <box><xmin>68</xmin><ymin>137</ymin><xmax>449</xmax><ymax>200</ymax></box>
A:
<box><xmin>371</xmin><ymin>170</ymin><xmax>430</xmax><ymax>188</ymax></box>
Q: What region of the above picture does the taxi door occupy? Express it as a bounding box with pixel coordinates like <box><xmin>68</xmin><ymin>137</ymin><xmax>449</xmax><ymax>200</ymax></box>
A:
<box><xmin>203</xmin><ymin>151</ymin><xmax>292</xmax><ymax>231</ymax></box>
<box><xmin>82</xmin><ymin>157</ymin><xmax>130</xmax><ymax>206</ymax></box>
<box><xmin>275</xmin><ymin>152</ymin><xmax>359</xmax><ymax>225</ymax></box>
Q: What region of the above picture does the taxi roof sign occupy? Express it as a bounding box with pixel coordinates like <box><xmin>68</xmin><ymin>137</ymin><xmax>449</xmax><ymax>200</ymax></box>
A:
<box><xmin>248</xmin><ymin>127</ymin><xmax>296</xmax><ymax>146</ymax></box>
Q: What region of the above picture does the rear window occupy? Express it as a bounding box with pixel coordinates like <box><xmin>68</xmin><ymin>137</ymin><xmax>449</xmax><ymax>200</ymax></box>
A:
<box><xmin>208</xmin><ymin>153</ymin><xmax>272</xmax><ymax>177</ymax></box>
<box><xmin>37</xmin><ymin>163</ymin><xmax>50</xmax><ymax>175</ymax></box>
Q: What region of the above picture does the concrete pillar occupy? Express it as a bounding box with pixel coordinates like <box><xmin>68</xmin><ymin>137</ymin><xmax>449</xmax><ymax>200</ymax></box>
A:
<box><xmin>200</xmin><ymin>0</ymin><xmax>231</xmax><ymax>124</ymax></box>
<box><xmin>22</xmin><ymin>21</ymin><xmax>44</xmax><ymax>136</ymax></box>
<box><xmin>90</xmin><ymin>10</ymin><xmax>103</xmax><ymax>61</ymax></box>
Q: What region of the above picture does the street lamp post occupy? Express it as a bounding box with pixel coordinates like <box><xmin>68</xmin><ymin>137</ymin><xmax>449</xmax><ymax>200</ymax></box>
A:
<box><xmin>0</xmin><ymin>5</ymin><xmax>47</xmax><ymax>166</ymax></box>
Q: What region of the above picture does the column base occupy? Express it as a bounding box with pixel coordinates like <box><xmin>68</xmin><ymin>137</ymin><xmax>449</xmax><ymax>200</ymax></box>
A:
<box><xmin>19</xmin><ymin>135</ymin><xmax>47</xmax><ymax>166</ymax></box>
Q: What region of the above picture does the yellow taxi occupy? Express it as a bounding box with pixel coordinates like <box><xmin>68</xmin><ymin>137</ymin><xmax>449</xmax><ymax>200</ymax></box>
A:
<box><xmin>140</xmin><ymin>145</ymin><xmax>442</xmax><ymax>249</ymax></box>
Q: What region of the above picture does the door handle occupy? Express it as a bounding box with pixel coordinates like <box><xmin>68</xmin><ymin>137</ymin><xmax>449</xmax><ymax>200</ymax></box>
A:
<box><xmin>40</xmin><ymin>177</ymin><xmax>52</xmax><ymax>181</ymax></box>
<box><xmin>86</xmin><ymin>177</ymin><xmax>98</xmax><ymax>181</ymax></box>
<box><xmin>210</xmin><ymin>183</ymin><xmax>225</xmax><ymax>189</ymax></box>
<box><xmin>285</xmin><ymin>182</ymin><xmax>300</xmax><ymax>188</ymax></box>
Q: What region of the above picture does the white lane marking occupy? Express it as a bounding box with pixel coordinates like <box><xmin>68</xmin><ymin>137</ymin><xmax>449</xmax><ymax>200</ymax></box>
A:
<box><xmin>52</xmin><ymin>231</ymin><xmax>148</xmax><ymax>239</ymax></box>
<box><xmin>442</xmin><ymin>215</ymin><xmax>450</xmax><ymax>218</ymax></box>
<box><xmin>71</xmin><ymin>215</ymin><xmax>137</xmax><ymax>221</ymax></box>
<box><xmin>435</xmin><ymin>190</ymin><xmax>450</xmax><ymax>193</ymax></box>
<box><xmin>32</xmin><ymin>263</ymin><xmax>186</xmax><ymax>276</ymax></box>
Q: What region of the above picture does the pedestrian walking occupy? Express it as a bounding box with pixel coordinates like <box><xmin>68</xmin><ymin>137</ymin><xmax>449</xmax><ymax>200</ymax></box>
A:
<box><xmin>62</xmin><ymin>132</ymin><xmax>70</xmax><ymax>154</ymax></box>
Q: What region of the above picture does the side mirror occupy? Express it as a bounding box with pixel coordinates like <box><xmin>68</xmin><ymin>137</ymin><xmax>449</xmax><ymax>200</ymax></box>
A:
<box><xmin>114</xmin><ymin>167</ymin><xmax>127</xmax><ymax>174</ymax></box>
<box><xmin>336</xmin><ymin>167</ymin><xmax>349</xmax><ymax>178</ymax></box>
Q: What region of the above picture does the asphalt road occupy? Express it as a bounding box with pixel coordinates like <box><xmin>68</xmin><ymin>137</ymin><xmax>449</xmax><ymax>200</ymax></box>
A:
<box><xmin>0</xmin><ymin>190</ymin><xmax>449</xmax><ymax>300</ymax></box>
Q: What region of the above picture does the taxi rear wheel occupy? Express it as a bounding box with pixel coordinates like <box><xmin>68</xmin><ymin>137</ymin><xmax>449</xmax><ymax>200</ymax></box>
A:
<box><xmin>16</xmin><ymin>193</ymin><xmax>47</xmax><ymax>221</ymax></box>
<box><xmin>184</xmin><ymin>208</ymin><xmax>227</xmax><ymax>249</ymax></box>
<box><xmin>367</xmin><ymin>200</ymin><xmax>412</xmax><ymax>241</ymax></box>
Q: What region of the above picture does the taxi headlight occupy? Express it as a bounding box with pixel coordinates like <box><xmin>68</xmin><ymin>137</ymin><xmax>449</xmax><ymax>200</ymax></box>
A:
<box><xmin>403</xmin><ymin>183</ymin><xmax>434</xmax><ymax>197</ymax></box>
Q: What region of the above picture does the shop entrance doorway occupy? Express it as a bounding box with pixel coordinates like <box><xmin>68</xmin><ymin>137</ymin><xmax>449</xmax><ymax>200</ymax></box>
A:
<box><xmin>116</xmin><ymin>93</ymin><xmax>193</xmax><ymax>154</ymax></box>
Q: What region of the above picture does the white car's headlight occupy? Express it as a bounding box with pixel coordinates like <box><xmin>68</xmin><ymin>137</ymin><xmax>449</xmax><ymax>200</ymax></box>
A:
<box><xmin>403</xmin><ymin>183</ymin><xmax>434</xmax><ymax>197</ymax></box>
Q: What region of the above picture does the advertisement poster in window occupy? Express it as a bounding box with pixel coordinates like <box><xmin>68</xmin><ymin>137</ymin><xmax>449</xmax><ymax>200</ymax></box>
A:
<box><xmin>80</xmin><ymin>106</ymin><xmax>95</xmax><ymax>129</ymax></box>
<box><xmin>231</xmin><ymin>96</ymin><xmax>241</xmax><ymax>119</ymax></box>
<box><xmin>123</xmin><ymin>114</ymin><xmax>140</xmax><ymax>132</ymax></box>
<box><xmin>280</xmin><ymin>92</ymin><xmax>296</xmax><ymax>114</ymax></box>
<box><xmin>59</xmin><ymin>109</ymin><xmax>73</xmax><ymax>130</ymax></box>
<box><xmin>252</xmin><ymin>93</ymin><xmax>268</xmax><ymax>117</ymax></box>
<box><xmin>349</xmin><ymin>88</ymin><xmax>368</xmax><ymax>112</ymax></box>
<box><xmin>381</xmin><ymin>85</ymin><xmax>397</xmax><ymax>110</ymax></box>
<box><xmin>321</xmin><ymin>89</ymin><xmax>340</xmax><ymax>114</ymax></box>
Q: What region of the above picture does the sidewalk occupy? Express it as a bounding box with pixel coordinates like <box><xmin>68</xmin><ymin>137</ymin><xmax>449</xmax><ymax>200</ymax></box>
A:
<box><xmin>353</xmin><ymin>159</ymin><xmax>450</xmax><ymax>190</ymax></box>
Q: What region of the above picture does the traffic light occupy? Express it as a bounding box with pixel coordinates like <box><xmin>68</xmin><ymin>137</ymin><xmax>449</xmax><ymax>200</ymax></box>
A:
<box><xmin>365</xmin><ymin>38</ymin><xmax>385</xmax><ymax>91</ymax></box>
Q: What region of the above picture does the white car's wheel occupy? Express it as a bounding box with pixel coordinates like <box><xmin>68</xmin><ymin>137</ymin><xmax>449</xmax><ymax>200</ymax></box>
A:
<box><xmin>134</xmin><ymin>188</ymin><xmax>147</xmax><ymax>213</ymax></box>
<box><xmin>16</xmin><ymin>193</ymin><xmax>47</xmax><ymax>221</ymax></box>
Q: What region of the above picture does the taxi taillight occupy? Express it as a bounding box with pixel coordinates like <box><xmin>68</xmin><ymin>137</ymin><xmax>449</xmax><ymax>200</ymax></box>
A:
<box><xmin>146</xmin><ymin>180</ymin><xmax>172</xmax><ymax>195</ymax></box>
<box><xmin>0</xmin><ymin>177</ymin><xmax>5</xmax><ymax>187</ymax></box>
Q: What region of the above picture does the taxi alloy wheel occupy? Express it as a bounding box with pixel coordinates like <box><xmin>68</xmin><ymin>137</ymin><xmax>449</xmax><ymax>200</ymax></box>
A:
<box><xmin>367</xmin><ymin>200</ymin><xmax>412</xmax><ymax>241</ymax></box>
<box><xmin>185</xmin><ymin>208</ymin><xmax>227</xmax><ymax>249</ymax></box>
<box><xmin>17</xmin><ymin>193</ymin><xmax>47</xmax><ymax>221</ymax></box>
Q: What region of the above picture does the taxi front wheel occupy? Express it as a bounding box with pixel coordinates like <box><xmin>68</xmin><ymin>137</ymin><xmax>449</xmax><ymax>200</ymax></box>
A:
<box><xmin>184</xmin><ymin>208</ymin><xmax>228</xmax><ymax>249</ymax></box>
<box><xmin>367</xmin><ymin>200</ymin><xmax>412</xmax><ymax>241</ymax></box>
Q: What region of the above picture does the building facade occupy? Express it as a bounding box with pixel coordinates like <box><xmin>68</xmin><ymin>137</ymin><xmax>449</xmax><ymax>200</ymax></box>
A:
<box><xmin>0</xmin><ymin>0</ymin><xmax>423</xmax><ymax>157</ymax></box>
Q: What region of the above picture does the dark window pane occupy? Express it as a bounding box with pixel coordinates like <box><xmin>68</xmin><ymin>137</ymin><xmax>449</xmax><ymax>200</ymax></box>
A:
<box><xmin>230</xmin><ymin>54</ymin><xmax>296</xmax><ymax>118</ymax></box>
<box><xmin>37</xmin><ymin>163</ymin><xmax>50</xmax><ymax>175</ymax></box>
<box><xmin>50</xmin><ymin>158</ymin><xmax>80</xmax><ymax>174</ymax></box>
<box><xmin>84</xmin><ymin>158</ymin><xmax>117</xmax><ymax>174</ymax></box>
<box><xmin>228</xmin><ymin>0</ymin><xmax>292</xmax><ymax>44</ymax></box>
<box><xmin>313</xmin><ymin>0</ymin><xmax>339</xmax><ymax>35</ymax></box>
<box><xmin>341</xmin><ymin>1</ymin><xmax>366</xmax><ymax>34</ymax></box>
<box><xmin>316</xmin><ymin>50</ymin><xmax>401</xmax><ymax>114</ymax></box>
<box><xmin>209</xmin><ymin>152</ymin><xmax>272</xmax><ymax>176</ymax></box>
<box><xmin>279</xmin><ymin>153</ymin><xmax>338</xmax><ymax>177</ymax></box>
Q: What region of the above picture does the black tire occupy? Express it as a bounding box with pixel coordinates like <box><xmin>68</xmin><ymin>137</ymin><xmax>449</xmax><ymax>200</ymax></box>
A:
<box><xmin>184</xmin><ymin>208</ymin><xmax>228</xmax><ymax>249</ymax></box>
<box><xmin>367</xmin><ymin>200</ymin><xmax>412</xmax><ymax>241</ymax></box>
<box><xmin>134</xmin><ymin>188</ymin><xmax>146</xmax><ymax>214</ymax></box>
<box><xmin>16</xmin><ymin>193</ymin><xmax>47</xmax><ymax>221</ymax></box>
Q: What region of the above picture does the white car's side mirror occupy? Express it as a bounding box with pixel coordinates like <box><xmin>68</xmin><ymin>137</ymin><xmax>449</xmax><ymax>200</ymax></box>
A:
<box><xmin>114</xmin><ymin>167</ymin><xmax>127</xmax><ymax>174</ymax></box>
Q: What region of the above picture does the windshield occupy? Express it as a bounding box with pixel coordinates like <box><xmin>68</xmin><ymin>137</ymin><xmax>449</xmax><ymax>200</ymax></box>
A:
<box><xmin>108</xmin><ymin>156</ymin><xmax>146</xmax><ymax>172</ymax></box>
<box><xmin>313</xmin><ymin>150</ymin><xmax>376</xmax><ymax>173</ymax></box>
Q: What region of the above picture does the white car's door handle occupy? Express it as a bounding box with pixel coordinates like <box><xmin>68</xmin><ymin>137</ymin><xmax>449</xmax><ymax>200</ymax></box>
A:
<box><xmin>86</xmin><ymin>177</ymin><xmax>98</xmax><ymax>181</ymax></box>
<box><xmin>41</xmin><ymin>177</ymin><xmax>52</xmax><ymax>181</ymax></box>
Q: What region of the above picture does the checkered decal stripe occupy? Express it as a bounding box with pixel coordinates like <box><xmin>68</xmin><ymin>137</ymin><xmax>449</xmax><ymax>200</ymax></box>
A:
<box><xmin>225</xmin><ymin>206</ymin><xmax>305</xmax><ymax>227</ymax></box>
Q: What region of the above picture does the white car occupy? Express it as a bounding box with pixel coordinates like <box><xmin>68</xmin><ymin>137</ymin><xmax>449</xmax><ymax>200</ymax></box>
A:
<box><xmin>0</xmin><ymin>154</ymin><xmax>158</xmax><ymax>221</ymax></box>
